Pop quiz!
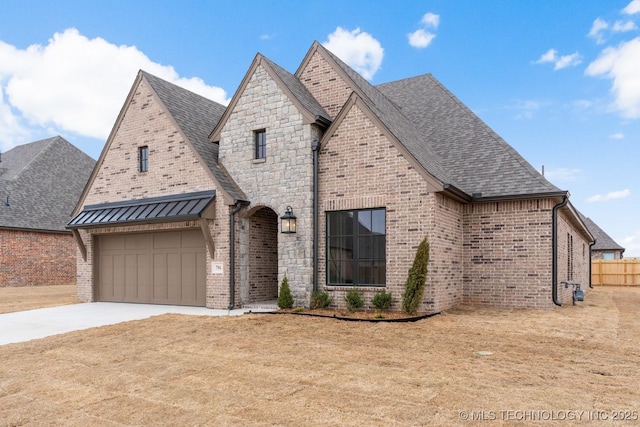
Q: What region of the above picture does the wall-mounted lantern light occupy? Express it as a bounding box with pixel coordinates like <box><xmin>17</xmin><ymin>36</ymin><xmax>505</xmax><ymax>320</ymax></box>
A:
<box><xmin>281</xmin><ymin>206</ymin><xmax>297</xmax><ymax>234</ymax></box>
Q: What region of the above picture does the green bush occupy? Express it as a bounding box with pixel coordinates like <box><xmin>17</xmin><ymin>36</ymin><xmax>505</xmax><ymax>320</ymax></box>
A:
<box><xmin>310</xmin><ymin>290</ymin><xmax>332</xmax><ymax>309</ymax></box>
<box><xmin>402</xmin><ymin>237</ymin><xmax>430</xmax><ymax>314</ymax></box>
<box><xmin>372</xmin><ymin>289</ymin><xmax>393</xmax><ymax>311</ymax></box>
<box><xmin>344</xmin><ymin>289</ymin><xmax>364</xmax><ymax>311</ymax></box>
<box><xmin>277</xmin><ymin>274</ymin><xmax>294</xmax><ymax>309</ymax></box>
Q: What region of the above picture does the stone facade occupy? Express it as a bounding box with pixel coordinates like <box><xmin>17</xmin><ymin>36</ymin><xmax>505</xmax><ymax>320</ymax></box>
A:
<box><xmin>0</xmin><ymin>229</ymin><xmax>76</xmax><ymax>286</ymax></box>
<box><xmin>218</xmin><ymin>62</ymin><xmax>322</xmax><ymax>305</ymax></box>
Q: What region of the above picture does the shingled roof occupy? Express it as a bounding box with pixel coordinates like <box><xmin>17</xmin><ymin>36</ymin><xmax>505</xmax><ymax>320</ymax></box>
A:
<box><xmin>579</xmin><ymin>214</ymin><xmax>625</xmax><ymax>252</ymax></box>
<box><xmin>0</xmin><ymin>136</ymin><xmax>95</xmax><ymax>232</ymax></box>
<box><xmin>141</xmin><ymin>71</ymin><xmax>246</xmax><ymax>202</ymax></box>
<box><xmin>377</xmin><ymin>75</ymin><xmax>563</xmax><ymax>199</ymax></box>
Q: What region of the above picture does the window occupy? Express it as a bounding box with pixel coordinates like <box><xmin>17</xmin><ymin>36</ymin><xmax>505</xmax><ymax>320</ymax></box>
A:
<box><xmin>567</xmin><ymin>233</ymin><xmax>574</xmax><ymax>280</ymax></box>
<box><xmin>602</xmin><ymin>252</ymin><xmax>615</xmax><ymax>260</ymax></box>
<box><xmin>326</xmin><ymin>209</ymin><xmax>386</xmax><ymax>286</ymax></box>
<box><xmin>254</xmin><ymin>129</ymin><xmax>266</xmax><ymax>159</ymax></box>
<box><xmin>139</xmin><ymin>146</ymin><xmax>148</xmax><ymax>172</ymax></box>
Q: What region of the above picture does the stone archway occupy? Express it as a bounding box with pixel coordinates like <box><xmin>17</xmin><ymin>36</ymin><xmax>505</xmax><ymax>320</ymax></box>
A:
<box><xmin>247</xmin><ymin>206</ymin><xmax>279</xmax><ymax>303</ymax></box>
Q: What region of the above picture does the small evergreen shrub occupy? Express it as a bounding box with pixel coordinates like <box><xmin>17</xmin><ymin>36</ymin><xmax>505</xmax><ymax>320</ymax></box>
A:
<box><xmin>374</xmin><ymin>313</ymin><xmax>386</xmax><ymax>319</ymax></box>
<box><xmin>344</xmin><ymin>289</ymin><xmax>364</xmax><ymax>311</ymax></box>
<box><xmin>310</xmin><ymin>290</ymin><xmax>332</xmax><ymax>309</ymax></box>
<box><xmin>372</xmin><ymin>289</ymin><xmax>393</xmax><ymax>311</ymax></box>
<box><xmin>277</xmin><ymin>275</ymin><xmax>294</xmax><ymax>309</ymax></box>
<box><xmin>402</xmin><ymin>237</ymin><xmax>430</xmax><ymax>314</ymax></box>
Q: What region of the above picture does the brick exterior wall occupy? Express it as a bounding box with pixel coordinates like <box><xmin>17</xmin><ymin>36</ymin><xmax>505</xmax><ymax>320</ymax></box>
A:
<box><xmin>218</xmin><ymin>62</ymin><xmax>322</xmax><ymax>305</ymax></box>
<box><xmin>463</xmin><ymin>199</ymin><xmax>554</xmax><ymax>309</ymax></box>
<box><xmin>591</xmin><ymin>249</ymin><xmax>624</xmax><ymax>260</ymax></box>
<box><xmin>247</xmin><ymin>207</ymin><xmax>278</xmax><ymax>302</ymax></box>
<box><xmin>75</xmin><ymin>77</ymin><xmax>231</xmax><ymax>308</ymax></box>
<box><xmin>298</xmin><ymin>50</ymin><xmax>353</xmax><ymax>118</ymax></box>
<box><xmin>317</xmin><ymin>103</ymin><xmax>460</xmax><ymax>313</ymax></box>
<box><xmin>0</xmin><ymin>229</ymin><xmax>76</xmax><ymax>286</ymax></box>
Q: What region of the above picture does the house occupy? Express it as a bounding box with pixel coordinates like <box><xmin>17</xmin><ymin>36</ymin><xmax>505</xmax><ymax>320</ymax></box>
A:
<box><xmin>0</xmin><ymin>136</ymin><xmax>95</xmax><ymax>286</ymax></box>
<box><xmin>68</xmin><ymin>41</ymin><xmax>593</xmax><ymax>311</ymax></box>
<box><xmin>580</xmin><ymin>215</ymin><xmax>625</xmax><ymax>260</ymax></box>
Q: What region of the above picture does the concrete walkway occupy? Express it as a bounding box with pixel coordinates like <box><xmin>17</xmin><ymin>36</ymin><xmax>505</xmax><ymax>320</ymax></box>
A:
<box><xmin>0</xmin><ymin>303</ymin><xmax>273</xmax><ymax>346</ymax></box>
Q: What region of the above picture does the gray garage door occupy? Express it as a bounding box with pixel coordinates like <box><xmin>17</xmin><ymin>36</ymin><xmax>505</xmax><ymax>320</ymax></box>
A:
<box><xmin>97</xmin><ymin>230</ymin><xmax>206</xmax><ymax>306</ymax></box>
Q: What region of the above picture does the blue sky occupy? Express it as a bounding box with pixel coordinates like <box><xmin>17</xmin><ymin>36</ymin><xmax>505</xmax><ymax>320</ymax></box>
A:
<box><xmin>1</xmin><ymin>0</ymin><xmax>639</xmax><ymax>256</ymax></box>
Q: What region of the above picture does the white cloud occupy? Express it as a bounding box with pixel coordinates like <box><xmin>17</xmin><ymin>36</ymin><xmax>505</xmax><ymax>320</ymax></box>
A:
<box><xmin>587</xmin><ymin>189</ymin><xmax>631</xmax><ymax>202</ymax></box>
<box><xmin>408</xmin><ymin>12</ymin><xmax>440</xmax><ymax>49</ymax></box>
<box><xmin>610</xmin><ymin>132</ymin><xmax>625</xmax><ymax>139</ymax></box>
<box><xmin>408</xmin><ymin>29</ymin><xmax>436</xmax><ymax>48</ymax></box>
<box><xmin>323</xmin><ymin>27</ymin><xmax>384</xmax><ymax>80</ymax></box>
<box><xmin>421</xmin><ymin>13</ymin><xmax>440</xmax><ymax>28</ymax></box>
<box><xmin>543</xmin><ymin>167</ymin><xmax>581</xmax><ymax>182</ymax></box>
<box><xmin>585</xmin><ymin>37</ymin><xmax>640</xmax><ymax>118</ymax></box>
<box><xmin>589</xmin><ymin>18</ymin><xmax>609</xmax><ymax>44</ymax></box>
<box><xmin>621</xmin><ymin>230</ymin><xmax>640</xmax><ymax>257</ymax></box>
<box><xmin>0</xmin><ymin>28</ymin><xmax>228</xmax><ymax>148</ymax></box>
<box><xmin>613</xmin><ymin>20</ymin><xmax>638</xmax><ymax>32</ymax></box>
<box><xmin>623</xmin><ymin>0</ymin><xmax>640</xmax><ymax>15</ymax></box>
<box><xmin>534</xmin><ymin>49</ymin><xmax>581</xmax><ymax>70</ymax></box>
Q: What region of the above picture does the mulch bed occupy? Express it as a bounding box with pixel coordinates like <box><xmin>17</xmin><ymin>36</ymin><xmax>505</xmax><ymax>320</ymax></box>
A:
<box><xmin>270</xmin><ymin>308</ymin><xmax>437</xmax><ymax>322</ymax></box>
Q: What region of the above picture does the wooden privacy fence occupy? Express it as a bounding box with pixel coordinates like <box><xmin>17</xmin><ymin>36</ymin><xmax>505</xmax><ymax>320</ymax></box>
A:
<box><xmin>592</xmin><ymin>260</ymin><xmax>640</xmax><ymax>286</ymax></box>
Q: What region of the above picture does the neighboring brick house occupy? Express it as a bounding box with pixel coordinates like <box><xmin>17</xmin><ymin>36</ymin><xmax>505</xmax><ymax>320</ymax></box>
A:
<box><xmin>68</xmin><ymin>42</ymin><xmax>593</xmax><ymax>311</ymax></box>
<box><xmin>0</xmin><ymin>136</ymin><xmax>95</xmax><ymax>286</ymax></box>
<box><xmin>580</xmin><ymin>215</ymin><xmax>625</xmax><ymax>260</ymax></box>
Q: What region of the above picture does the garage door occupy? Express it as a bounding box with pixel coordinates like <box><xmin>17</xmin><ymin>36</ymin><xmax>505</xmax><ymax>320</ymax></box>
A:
<box><xmin>97</xmin><ymin>230</ymin><xmax>206</xmax><ymax>306</ymax></box>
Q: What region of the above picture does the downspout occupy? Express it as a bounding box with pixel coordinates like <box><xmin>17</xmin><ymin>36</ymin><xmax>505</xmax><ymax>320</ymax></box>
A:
<box><xmin>588</xmin><ymin>241</ymin><xmax>596</xmax><ymax>288</ymax></box>
<box><xmin>552</xmin><ymin>195</ymin><xmax>569</xmax><ymax>306</ymax></box>
<box><xmin>229</xmin><ymin>200</ymin><xmax>248</xmax><ymax>309</ymax></box>
<box><xmin>311</xmin><ymin>139</ymin><xmax>319</xmax><ymax>293</ymax></box>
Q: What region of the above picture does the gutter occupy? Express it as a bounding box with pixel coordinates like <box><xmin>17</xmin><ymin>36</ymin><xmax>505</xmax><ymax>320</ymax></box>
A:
<box><xmin>589</xmin><ymin>240</ymin><xmax>596</xmax><ymax>288</ymax></box>
<box><xmin>311</xmin><ymin>139</ymin><xmax>320</xmax><ymax>293</ymax></box>
<box><xmin>552</xmin><ymin>195</ymin><xmax>569</xmax><ymax>306</ymax></box>
<box><xmin>229</xmin><ymin>200</ymin><xmax>249</xmax><ymax>309</ymax></box>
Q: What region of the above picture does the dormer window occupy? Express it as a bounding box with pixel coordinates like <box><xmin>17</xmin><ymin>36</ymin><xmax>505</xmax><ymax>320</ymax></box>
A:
<box><xmin>254</xmin><ymin>129</ymin><xmax>266</xmax><ymax>159</ymax></box>
<box><xmin>139</xmin><ymin>146</ymin><xmax>148</xmax><ymax>172</ymax></box>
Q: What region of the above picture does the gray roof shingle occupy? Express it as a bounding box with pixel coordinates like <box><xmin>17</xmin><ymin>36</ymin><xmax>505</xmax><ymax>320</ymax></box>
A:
<box><xmin>141</xmin><ymin>71</ymin><xmax>246</xmax><ymax>202</ymax></box>
<box><xmin>579</xmin><ymin>214</ymin><xmax>625</xmax><ymax>251</ymax></box>
<box><xmin>0</xmin><ymin>136</ymin><xmax>96</xmax><ymax>232</ymax></box>
<box><xmin>377</xmin><ymin>74</ymin><xmax>562</xmax><ymax>198</ymax></box>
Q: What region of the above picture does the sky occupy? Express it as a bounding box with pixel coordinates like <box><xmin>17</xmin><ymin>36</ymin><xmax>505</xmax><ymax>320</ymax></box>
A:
<box><xmin>1</xmin><ymin>0</ymin><xmax>639</xmax><ymax>256</ymax></box>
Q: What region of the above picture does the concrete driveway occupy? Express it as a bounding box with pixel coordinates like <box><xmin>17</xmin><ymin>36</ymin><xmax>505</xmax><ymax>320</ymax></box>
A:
<box><xmin>0</xmin><ymin>303</ymin><xmax>273</xmax><ymax>346</ymax></box>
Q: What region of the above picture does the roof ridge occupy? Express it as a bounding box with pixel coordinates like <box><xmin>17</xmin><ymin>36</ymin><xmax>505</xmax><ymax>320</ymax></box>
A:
<box><xmin>2</xmin><ymin>136</ymin><xmax>58</xmax><ymax>180</ymax></box>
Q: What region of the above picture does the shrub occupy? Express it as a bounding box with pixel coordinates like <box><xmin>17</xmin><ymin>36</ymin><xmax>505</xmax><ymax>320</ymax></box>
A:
<box><xmin>277</xmin><ymin>274</ymin><xmax>294</xmax><ymax>309</ymax></box>
<box><xmin>372</xmin><ymin>289</ymin><xmax>393</xmax><ymax>311</ymax></box>
<box><xmin>310</xmin><ymin>290</ymin><xmax>332</xmax><ymax>309</ymax></box>
<box><xmin>402</xmin><ymin>237</ymin><xmax>430</xmax><ymax>314</ymax></box>
<box><xmin>344</xmin><ymin>289</ymin><xmax>364</xmax><ymax>311</ymax></box>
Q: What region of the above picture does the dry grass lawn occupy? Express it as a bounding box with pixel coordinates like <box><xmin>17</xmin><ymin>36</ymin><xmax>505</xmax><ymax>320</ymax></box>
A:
<box><xmin>1</xmin><ymin>286</ymin><xmax>639</xmax><ymax>426</ymax></box>
<box><xmin>0</xmin><ymin>284</ymin><xmax>76</xmax><ymax>314</ymax></box>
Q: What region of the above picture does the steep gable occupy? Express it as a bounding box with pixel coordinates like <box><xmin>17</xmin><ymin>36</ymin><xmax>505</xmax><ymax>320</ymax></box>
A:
<box><xmin>210</xmin><ymin>53</ymin><xmax>330</xmax><ymax>142</ymax></box>
<box><xmin>299</xmin><ymin>42</ymin><xmax>452</xmax><ymax>192</ymax></box>
<box><xmin>0</xmin><ymin>136</ymin><xmax>95</xmax><ymax>232</ymax></box>
<box><xmin>75</xmin><ymin>71</ymin><xmax>244</xmax><ymax>213</ymax></box>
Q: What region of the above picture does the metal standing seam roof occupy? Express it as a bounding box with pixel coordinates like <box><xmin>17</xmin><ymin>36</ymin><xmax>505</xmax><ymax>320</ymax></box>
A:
<box><xmin>67</xmin><ymin>190</ymin><xmax>215</xmax><ymax>229</ymax></box>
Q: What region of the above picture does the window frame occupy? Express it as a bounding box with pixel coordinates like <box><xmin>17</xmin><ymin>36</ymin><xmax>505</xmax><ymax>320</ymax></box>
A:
<box><xmin>139</xmin><ymin>146</ymin><xmax>149</xmax><ymax>173</ymax></box>
<box><xmin>254</xmin><ymin>129</ymin><xmax>266</xmax><ymax>160</ymax></box>
<box><xmin>326</xmin><ymin>208</ymin><xmax>386</xmax><ymax>287</ymax></box>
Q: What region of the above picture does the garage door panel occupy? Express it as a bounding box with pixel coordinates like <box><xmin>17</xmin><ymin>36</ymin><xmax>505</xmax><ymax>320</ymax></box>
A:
<box><xmin>98</xmin><ymin>230</ymin><xmax>206</xmax><ymax>306</ymax></box>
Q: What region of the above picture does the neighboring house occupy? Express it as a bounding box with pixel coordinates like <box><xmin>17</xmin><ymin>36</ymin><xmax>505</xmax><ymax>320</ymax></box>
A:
<box><xmin>580</xmin><ymin>215</ymin><xmax>625</xmax><ymax>260</ymax></box>
<box><xmin>0</xmin><ymin>136</ymin><xmax>95</xmax><ymax>286</ymax></box>
<box><xmin>68</xmin><ymin>42</ymin><xmax>593</xmax><ymax>311</ymax></box>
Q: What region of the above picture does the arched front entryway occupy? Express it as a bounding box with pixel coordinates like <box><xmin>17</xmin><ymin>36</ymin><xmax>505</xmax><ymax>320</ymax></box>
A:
<box><xmin>247</xmin><ymin>206</ymin><xmax>279</xmax><ymax>304</ymax></box>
